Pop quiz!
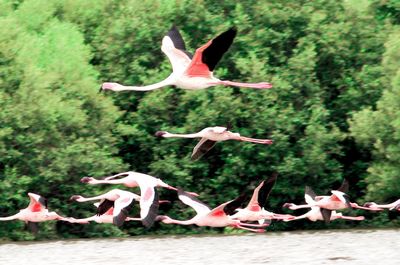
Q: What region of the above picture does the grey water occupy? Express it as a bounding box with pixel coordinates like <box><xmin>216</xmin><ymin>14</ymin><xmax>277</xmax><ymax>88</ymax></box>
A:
<box><xmin>0</xmin><ymin>229</ymin><xmax>398</xmax><ymax>265</ymax></box>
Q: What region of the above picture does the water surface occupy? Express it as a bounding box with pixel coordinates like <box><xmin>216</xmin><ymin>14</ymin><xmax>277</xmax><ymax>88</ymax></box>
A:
<box><xmin>0</xmin><ymin>229</ymin><xmax>398</xmax><ymax>265</ymax></box>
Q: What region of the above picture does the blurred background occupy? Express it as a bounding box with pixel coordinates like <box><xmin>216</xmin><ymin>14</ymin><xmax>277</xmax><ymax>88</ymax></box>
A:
<box><xmin>0</xmin><ymin>0</ymin><xmax>399</xmax><ymax>241</ymax></box>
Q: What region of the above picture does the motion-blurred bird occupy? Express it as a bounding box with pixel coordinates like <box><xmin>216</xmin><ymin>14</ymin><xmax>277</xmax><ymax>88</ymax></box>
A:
<box><xmin>155</xmin><ymin>126</ymin><xmax>272</xmax><ymax>160</ymax></box>
<box><xmin>100</xmin><ymin>26</ymin><xmax>272</xmax><ymax>92</ymax></box>
<box><xmin>0</xmin><ymin>193</ymin><xmax>69</xmax><ymax>233</ymax></box>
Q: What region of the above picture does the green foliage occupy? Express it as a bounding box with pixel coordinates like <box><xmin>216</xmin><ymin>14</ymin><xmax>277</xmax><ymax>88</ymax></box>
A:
<box><xmin>0</xmin><ymin>0</ymin><xmax>398</xmax><ymax>240</ymax></box>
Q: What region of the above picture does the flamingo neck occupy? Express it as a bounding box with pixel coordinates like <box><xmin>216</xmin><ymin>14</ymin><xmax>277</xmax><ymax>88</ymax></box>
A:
<box><xmin>163</xmin><ymin>132</ymin><xmax>202</xmax><ymax>138</ymax></box>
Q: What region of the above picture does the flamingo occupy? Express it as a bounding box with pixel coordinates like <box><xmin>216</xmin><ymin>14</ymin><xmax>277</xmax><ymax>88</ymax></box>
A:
<box><xmin>80</xmin><ymin>171</ymin><xmax>198</xmax><ymax>227</ymax></box>
<box><xmin>363</xmin><ymin>199</ymin><xmax>400</xmax><ymax>211</ymax></box>
<box><xmin>283</xmin><ymin>187</ymin><xmax>365</xmax><ymax>223</ymax></box>
<box><xmin>229</xmin><ymin>174</ymin><xmax>294</xmax><ymax>224</ymax></box>
<box><xmin>70</xmin><ymin>189</ymin><xmax>142</xmax><ymax>227</ymax></box>
<box><xmin>69</xmin><ymin>199</ymin><xmax>170</xmax><ymax>224</ymax></box>
<box><xmin>0</xmin><ymin>193</ymin><xmax>69</xmax><ymax>233</ymax></box>
<box><xmin>155</xmin><ymin>126</ymin><xmax>273</xmax><ymax>160</ymax></box>
<box><xmin>282</xmin><ymin>180</ymin><xmax>381</xmax><ymax>222</ymax></box>
<box><xmin>156</xmin><ymin>188</ymin><xmax>269</xmax><ymax>232</ymax></box>
<box><xmin>100</xmin><ymin>26</ymin><xmax>272</xmax><ymax>92</ymax></box>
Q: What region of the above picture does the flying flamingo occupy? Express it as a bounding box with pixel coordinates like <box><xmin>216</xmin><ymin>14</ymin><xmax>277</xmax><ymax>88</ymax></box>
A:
<box><xmin>70</xmin><ymin>189</ymin><xmax>142</xmax><ymax>227</ymax></box>
<box><xmin>0</xmin><ymin>193</ymin><xmax>70</xmax><ymax>233</ymax></box>
<box><xmin>363</xmin><ymin>199</ymin><xmax>400</xmax><ymax>211</ymax></box>
<box><xmin>229</xmin><ymin>174</ymin><xmax>294</xmax><ymax>224</ymax></box>
<box><xmin>282</xmin><ymin>180</ymin><xmax>381</xmax><ymax>222</ymax></box>
<box><xmin>80</xmin><ymin>171</ymin><xmax>198</xmax><ymax>227</ymax></box>
<box><xmin>155</xmin><ymin>126</ymin><xmax>273</xmax><ymax>160</ymax></box>
<box><xmin>69</xmin><ymin>198</ymin><xmax>170</xmax><ymax>224</ymax></box>
<box><xmin>156</xmin><ymin>188</ymin><xmax>269</xmax><ymax>232</ymax></box>
<box><xmin>283</xmin><ymin>187</ymin><xmax>365</xmax><ymax>223</ymax></box>
<box><xmin>100</xmin><ymin>26</ymin><xmax>272</xmax><ymax>92</ymax></box>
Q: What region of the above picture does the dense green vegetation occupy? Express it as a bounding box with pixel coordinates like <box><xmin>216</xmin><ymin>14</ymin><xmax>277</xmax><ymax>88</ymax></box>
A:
<box><xmin>0</xmin><ymin>0</ymin><xmax>398</xmax><ymax>241</ymax></box>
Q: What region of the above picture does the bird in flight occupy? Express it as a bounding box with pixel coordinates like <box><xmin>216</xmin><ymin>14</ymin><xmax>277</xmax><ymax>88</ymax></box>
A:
<box><xmin>100</xmin><ymin>26</ymin><xmax>272</xmax><ymax>92</ymax></box>
<box><xmin>155</xmin><ymin>126</ymin><xmax>273</xmax><ymax>160</ymax></box>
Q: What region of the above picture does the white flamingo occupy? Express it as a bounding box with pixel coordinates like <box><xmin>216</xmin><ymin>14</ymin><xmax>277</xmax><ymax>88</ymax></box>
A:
<box><xmin>229</xmin><ymin>174</ymin><xmax>294</xmax><ymax>224</ymax></box>
<box><xmin>100</xmin><ymin>26</ymin><xmax>272</xmax><ymax>92</ymax></box>
<box><xmin>156</xmin><ymin>126</ymin><xmax>272</xmax><ymax>160</ymax></box>
<box><xmin>0</xmin><ymin>193</ymin><xmax>69</xmax><ymax>233</ymax></box>
<box><xmin>70</xmin><ymin>189</ymin><xmax>141</xmax><ymax>227</ymax></box>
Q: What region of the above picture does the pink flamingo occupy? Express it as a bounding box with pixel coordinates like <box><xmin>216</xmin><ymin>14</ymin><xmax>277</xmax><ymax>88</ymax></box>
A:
<box><xmin>0</xmin><ymin>193</ymin><xmax>69</xmax><ymax>233</ymax></box>
<box><xmin>70</xmin><ymin>189</ymin><xmax>142</xmax><ymax>227</ymax></box>
<box><xmin>155</xmin><ymin>126</ymin><xmax>272</xmax><ymax>160</ymax></box>
<box><xmin>156</xmin><ymin>189</ymin><xmax>268</xmax><ymax>232</ymax></box>
<box><xmin>68</xmin><ymin>202</ymin><xmax>141</xmax><ymax>224</ymax></box>
<box><xmin>100</xmin><ymin>26</ymin><xmax>272</xmax><ymax>92</ymax></box>
<box><xmin>229</xmin><ymin>174</ymin><xmax>294</xmax><ymax>224</ymax></box>
<box><xmin>283</xmin><ymin>180</ymin><xmax>381</xmax><ymax>222</ymax></box>
<box><xmin>283</xmin><ymin>187</ymin><xmax>364</xmax><ymax>223</ymax></box>
<box><xmin>363</xmin><ymin>199</ymin><xmax>400</xmax><ymax>211</ymax></box>
<box><xmin>80</xmin><ymin>171</ymin><xmax>198</xmax><ymax>227</ymax></box>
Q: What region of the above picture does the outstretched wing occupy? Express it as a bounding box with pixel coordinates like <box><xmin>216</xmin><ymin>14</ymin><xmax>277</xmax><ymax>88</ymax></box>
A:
<box><xmin>191</xmin><ymin>138</ymin><xmax>217</xmax><ymax>160</ymax></box>
<box><xmin>113</xmin><ymin>196</ymin><xmax>135</xmax><ymax>227</ymax></box>
<box><xmin>27</xmin><ymin>193</ymin><xmax>47</xmax><ymax>212</ymax></box>
<box><xmin>161</xmin><ymin>26</ymin><xmax>192</xmax><ymax>73</ymax></box>
<box><xmin>223</xmin><ymin>194</ymin><xmax>247</xmax><ymax>216</ymax></box>
<box><xmin>337</xmin><ymin>179</ymin><xmax>349</xmax><ymax>193</ymax></box>
<box><xmin>140</xmin><ymin>187</ymin><xmax>159</xmax><ymax>228</ymax></box>
<box><xmin>178</xmin><ymin>188</ymin><xmax>211</xmax><ymax>215</ymax></box>
<box><xmin>97</xmin><ymin>199</ymin><xmax>115</xmax><ymax>216</ymax></box>
<box><xmin>305</xmin><ymin>186</ymin><xmax>317</xmax><ymax>205</ymax></box>
<box><xmin>320</xmin><ymin>208</ymin><xmax>332</xmax><ymax>223</ymax></box>
<box><xmin>186</xmin><ymin>28</ymin><xmax>237</xmax><ymax>77</ymax></box>
<box><xmin>257</xmin><ymin>173</ymin><xmax>278</xmax><ymax>208</ymax></box>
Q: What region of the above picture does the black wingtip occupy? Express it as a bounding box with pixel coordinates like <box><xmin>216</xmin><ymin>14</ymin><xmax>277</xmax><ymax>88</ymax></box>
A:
<box><xmin>98</xmin><ymin>85</ymin><xmax>103</xmax><ymax>93</ymax></box>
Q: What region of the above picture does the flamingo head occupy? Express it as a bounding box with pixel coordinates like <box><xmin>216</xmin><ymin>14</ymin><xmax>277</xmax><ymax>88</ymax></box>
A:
<box><xmin>100</xmin><ymin>82</ymin><xmax>124</xmax><ymax>92</ymax></box>
<box><xmin>155</xmin><ymin>215</ymin><xmax>173</xmax><ymax>224</ymax></box>
<box><xmin>155</xmin><ymin>131</ymin><xmax>168</xmax><ymax>137</ymax></box>
<box><xmin>80</xmin><ymin>177</ymin><xmax>95</xmax><ymax>184</ymax></box>
<box><xmin>282</xmin><ymin>203</ymin><xmax>295</xmax><ymax>210</ymax></box>
<box><xmin>69</xmin><ymin>195</ymin><xmax>84</xmax><ymax>202</ymax></box>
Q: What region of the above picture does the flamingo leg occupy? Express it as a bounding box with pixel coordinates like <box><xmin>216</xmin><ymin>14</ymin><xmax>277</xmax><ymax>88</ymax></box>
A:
<box><xmin>238</xmin><ymin>136</ymin><xmax>273</xmax><ymax>144</ymax></box>
<box><xmin>338</xmin><ymin>215</ymin><xmax>365</xmax><ymax>221</ymax></box>
<box><xmin>236</xmin><ymin>225</ymin><xmax>265</xmax><ymax>233</ymax></box>
<box><xmin>218</xmin><ymin>80</ymin><xmax>272</xmax><ymax>89</ymax></box>
<box><xmin>238</xmin><ymin>222</ymin><xmax>270</xmax><ymax>228</ymax></box>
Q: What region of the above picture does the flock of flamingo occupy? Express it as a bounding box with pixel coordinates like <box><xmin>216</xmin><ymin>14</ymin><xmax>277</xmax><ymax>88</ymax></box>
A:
<box><xmin>1</xmin><ymin>26</ymin><xmax>399</xmax><ymax>234</ymax></box>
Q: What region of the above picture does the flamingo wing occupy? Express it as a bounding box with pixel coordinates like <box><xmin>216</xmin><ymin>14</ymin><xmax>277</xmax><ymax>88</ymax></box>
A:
<box><xmin>337</xmin><ymin>179</ymin><xmax>349</xmax><ymax>193</ymax></box>
<box><xmin>97</xmin><ymin>199</ymin><xmax>115</xmax><ymax>216</ymax></box>
<box><xmin>140</xmin><ymin>187</ymin><xmax>159</xmax><ymax>228</ymax></box>
<box><xmin>320</xmin><ymin>208</ymin><xmax>332</xmax><ymax>223</ymax></box>
<box><xmin>178</xmin><ymin>188</ymin><xmax>211</xmax><ymax>215</ymax></box>
<box><xmin>223</xmin><ymin>194</ymin><xmax>247</xmax><ymax>215</ymax></box>
<box><xmin>27</xmin><ymin>193</ymin><xmax>47</xmax><ymax>212</ymax></box>
<box><xmin>305</xmin><ymin>186</ymin><xmax>317</xmax><ymax>205</ymax></box>
<box><xmin>257</xmin><ymin>173</ymin><xmax>278</xmax><ymax>208</ymax></box>
<box><xmin>191</xmin><ymin>138</ymin><xmax>217</xmax><ymax>160</ymax></box>
<box><xmin>331</xmin><ymin>191</ymin><xmax>352</xmax><ymax>208</ymax></box>
<box><xmin>161</xmin><ymin>26</ymin><xmax>192</xmax><ymax>73</ymax></box>
<box><xmin>185</xmin><ymin>28</ymin><xmax>237</xmax><ymax>77</ymax></box>
<box><xmin>113</xmin><ymin>195</ymin><xmax>135</xmax><ymax>227</ymax></box>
